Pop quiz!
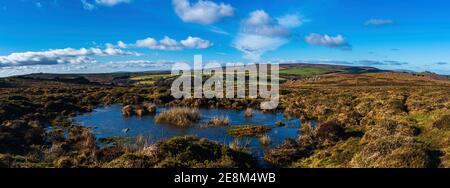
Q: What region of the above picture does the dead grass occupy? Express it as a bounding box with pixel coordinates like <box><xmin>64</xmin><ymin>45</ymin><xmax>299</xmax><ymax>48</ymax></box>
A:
<box><xmin>155</xmin><ymin>107</ymin><xmax>201</xmax><ymax>127</ymax></box>
<box><xmin>204</xmin><ymin>116</ymin><xmax>230</xmax><ymax>127</ymax></box>
<box><xmin>259</xmin><ymin>135</ymin><xmax>271</xmax><ymax>146</ymax></box>
<box><xmin>244</xmin><ymin>108</ymin><xmax>253</xmax><ymax>118</ymax></box>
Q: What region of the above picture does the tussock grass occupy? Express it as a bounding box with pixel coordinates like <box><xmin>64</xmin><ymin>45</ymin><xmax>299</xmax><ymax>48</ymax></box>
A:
<box><xmin>259</xmin><ymin>135</ymin><xmax>271</xmax><ymax>146</ymax></box>
<box><xmin>350</xmin><ymin>119</ymin><xmax>433</xmax><ymax>168</ymax></box>
<box><xmin>205</xmin><ymin>116</ymin><xmax>230</xmax><ymax>127</ymax></box>
<box><xmin>244</xmin><ymin>108</ymin><xmax>253</xmax><ymax>118</ymax></box>
<box><xmin>155</xmin><ymin>107</ymin><xmax>201</xmax><ymax>127</ymax></box>
<box><xmin>227</xmin><ymin>125</ymin><xmax>271</xmax><ymax>137</ymax></box>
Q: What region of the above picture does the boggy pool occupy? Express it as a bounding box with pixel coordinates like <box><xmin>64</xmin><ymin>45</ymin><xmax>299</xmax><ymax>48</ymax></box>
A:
<box><xmin>74</xmin><ymin>105</ymin><xmax>302</xmax><ymax>164</ymax></box>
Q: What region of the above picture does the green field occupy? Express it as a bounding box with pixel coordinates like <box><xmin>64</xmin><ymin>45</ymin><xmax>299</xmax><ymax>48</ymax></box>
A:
<box><xmin>130</xmin><ymin>74</ymin><xmax>174</xmax><ymax>85</ymax></box>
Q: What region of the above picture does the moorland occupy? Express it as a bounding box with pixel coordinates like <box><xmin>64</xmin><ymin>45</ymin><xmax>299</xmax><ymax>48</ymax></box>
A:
<box><xmin>0</xmin><ymin>63</ymin><xmax>449</xmax><ymax>168</ymax></box>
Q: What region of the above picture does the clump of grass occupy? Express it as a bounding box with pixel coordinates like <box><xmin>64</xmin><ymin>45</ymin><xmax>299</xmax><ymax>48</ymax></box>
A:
<box><xmin>229</xmin><ymin>139</ymin><xmax>241</xmax><ymax>151</ymax></box>
<box><xmin>227</xmin><ymin>125</ymin><xmax>271</xmax><ymax>137</ymax></box>
<box><xmin>134</xmin><ymin>106</ymin><xmax>145</xmax><ymax>117</ymax></box>
<box><xmin>143</xmin><ymin>103</ymin><xmax>157</xmax><ymax>114</ymax></box>
<box><xmin>122</xmin><ymin>105</ymin><xmax>134</xmax><ymax>117</ymax></box>
<box><xmin>244</xmin><ymin>108</ymin><xmax>253</xmax><ymax>118</ymax></box>
<box><xmin>123</xmin><ymin>103</ymin><xmax>157</xmax><ymax>117</ymax></box>
<box><xmin>275</xmin><ymin>121</ymin><xmax>285</xmax><ymax>127</ymax></box>
<box><xmin>155</xmin><ymin>107</ymin><xmax>201</xmax><ymax>127</ymax></box>
<box><xmin>259</xmin><ymin>135</ymin><xmax>271</xmax><ymax>146</ymax></box>
<box><xmin>205</xmin><ymin>116</ymin><xmax>230</xmax><ymax>127</ymax></box>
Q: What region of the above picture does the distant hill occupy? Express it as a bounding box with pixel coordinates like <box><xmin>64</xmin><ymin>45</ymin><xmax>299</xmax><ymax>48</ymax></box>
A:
<box><xmin>279</xmin><ymin>63</ymin><xmax>385</xmax><ymax>74</ymax></box>
<box><xmin>4</xmin><ymin>63</ymin><xmax>448</xmax><ymax>86</ymax></box>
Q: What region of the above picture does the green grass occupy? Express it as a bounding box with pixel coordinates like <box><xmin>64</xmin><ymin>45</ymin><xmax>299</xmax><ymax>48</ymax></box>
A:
<box><xmin>130</xmin><ymin>73</ymin><xmax>175</xmax><ymax>85</ymax></box>
<box><xmin>279</xmin><ymin>68</ymin><xmax>346</xmax><ymax>76</ymax></box>
<box><xmin>130</xmin><ymin>74</ymin><xmax>172</xmax><ymax>81</ymax></box>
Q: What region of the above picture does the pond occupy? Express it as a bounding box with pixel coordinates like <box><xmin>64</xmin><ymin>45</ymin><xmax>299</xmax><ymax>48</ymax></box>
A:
<box><xmin>74</xmin><ymin>105</ymin><xmax>302</xmax><ymax>165</ymax></box>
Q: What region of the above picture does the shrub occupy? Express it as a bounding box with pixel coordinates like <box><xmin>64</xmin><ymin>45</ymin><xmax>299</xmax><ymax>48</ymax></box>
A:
<box><xmin>155</xmin><ymin>107</ymin><xmax>201</xmax><ymax>127</ymax></box>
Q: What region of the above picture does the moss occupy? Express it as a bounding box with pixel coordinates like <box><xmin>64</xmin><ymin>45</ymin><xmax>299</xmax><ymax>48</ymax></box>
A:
<box><xmin>227</xmin><ymin>125</ymin><xmax>271</xmax><ymax>137</ymax></box>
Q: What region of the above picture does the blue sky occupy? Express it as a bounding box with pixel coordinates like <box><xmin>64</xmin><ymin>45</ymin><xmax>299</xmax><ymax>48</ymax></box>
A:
<box><xmin>0</xmin><ymin>0</ymin><xmax>449</xmax><ymax>76</ymax></box>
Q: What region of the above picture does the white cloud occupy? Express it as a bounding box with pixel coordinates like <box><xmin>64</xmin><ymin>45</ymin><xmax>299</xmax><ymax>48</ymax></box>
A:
<box><xmin>277</xmin><ymin>14</ymin><xmax>304</xmax><ymax>28</ymax></box>
<box><xmin>99</xmin><ymin>60</ymin><xmax>176</xmax><ymax>69</ymax></box>
<box><xmin>0</xmin><ymin>60</ymin><xmax>179</xmax><ymax>77</ymax></box>
<box><xmin>117</xmin><ymin>41</ymin><xmax>128</xmax><ymax>48</ymax></box>
<box><xmin>305</xmin><ymin>33</ymin><xmax>352</xmax><ymax>50</ymax></box>
<box><xmin>81</xmin><ymin>0</ymin><xmax>130</xmax><ymax>10</ymax></box>
<box><xmin>241</xmin><ymin>10</ymin><xmax>290</xmax><ymax>37</ymax></box>
<box><xmin>81</xmin><ymin>0</ymin><xmax>96</xmax><ymax>10</ymax></box>
<box><xmin>180</xmin><ymin>36</ymin><xmax>213</xmax><ymax>49</ymax></box>
<box><xmin>159</xmin><ymin>36</ymin><xmax>180</xmax><ymax>50</ymax></box>
<box><xmin>233</xmin><ymin>34</ymin><xmax>288</xmax><ymax>62</ymax></box>
<box><xmin>233</xmin><ymin>10</ymin><xmax>301</xmax><ymax>62</ymax></box>
<box><xmin>0</xmin><ymin>47</ymin><xmax>138</xmax><ymax>67</ymax></box>
<box><xmin>120</xmin><ymin>36</ymin><xmax>212</xmax><ymax>50</ymax></box>
<box><xmin>95</xmin><ymin>0</ymin><xmax>131</xmax><ymax>6</ymax></box>
<box><xmin>135</xmin><ymin>38</ymin><xmax>158</xmax><ymax>48</ymax></box>
<box><xmin>134</xmin><ymin>37</ymin><xmax>181</xmax><ymax>50</ymax></box>
<box><xmin>364</xmin><ymin>19</ymin><xmax>393</xmax><ymax>26</ymax></box>
<box><xmin>172</xmin><ymin>0</ymin><xmax>234</xmax><ymax>25</ymax></box>
<box><xmin>210</xmin><ymin>27</ymin><xmax>231</xmax><ymax>36</ymax></box>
